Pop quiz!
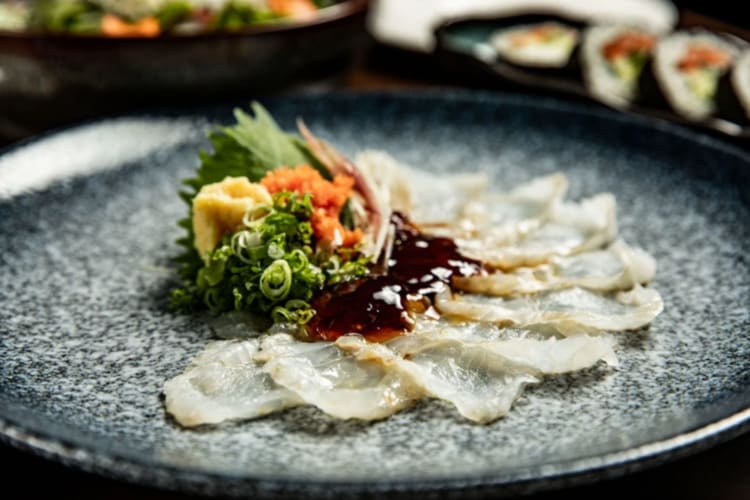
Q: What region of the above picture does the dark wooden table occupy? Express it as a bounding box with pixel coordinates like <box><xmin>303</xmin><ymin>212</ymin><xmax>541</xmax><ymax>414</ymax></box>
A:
<box><xmin>1</xmin><ymin>9</ymin><xmax>749</xmax><ymax>500</ymax></box>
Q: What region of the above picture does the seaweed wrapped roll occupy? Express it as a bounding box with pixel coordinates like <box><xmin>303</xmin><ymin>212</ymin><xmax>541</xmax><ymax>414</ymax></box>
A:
<box><xmin>489</xmin><ymin>18</ymin><xmax>583</xmax><ymax>81</ymax></box>
<box><xmin>492</xmin><ymin>21</ymin><xmax>578</xmax><ymax>67</ymax></box>
<box><xmin>716</xmin><ymin>50</ymin><xmax>750</xmax><ymax>125</ymax></box>
<box><xmin>645</xmin><ymin>31</ymin><xmax>737</xmax><ymax>120</ymax></box>
<box><xmin>581</xmin><ymin>26</ymin><xmax>657</xmax><ymax>108</ymax></box>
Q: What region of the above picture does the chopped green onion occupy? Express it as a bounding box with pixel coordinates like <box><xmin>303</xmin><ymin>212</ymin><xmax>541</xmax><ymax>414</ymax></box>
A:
<box><xmin>260</xmin><ymin>259</ymin><xmax>292</xmax><ymax>301</ymax></box>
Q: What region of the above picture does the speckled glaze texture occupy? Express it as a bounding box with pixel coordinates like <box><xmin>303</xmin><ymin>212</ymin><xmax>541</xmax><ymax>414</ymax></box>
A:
<box><xmin>0</xmin><ymin>92</ymin><xmax>749</xmax><ymax>498</ymax></box>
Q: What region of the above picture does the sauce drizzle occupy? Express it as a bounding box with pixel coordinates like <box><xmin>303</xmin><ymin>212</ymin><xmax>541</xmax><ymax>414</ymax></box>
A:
<box><xmin>306</xmin><ymin>212</ymin><xmax>484</xmax><ymax>342</ymax></box>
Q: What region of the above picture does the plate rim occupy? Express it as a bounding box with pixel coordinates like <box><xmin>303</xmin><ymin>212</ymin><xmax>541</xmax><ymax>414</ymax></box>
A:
<box><xmin>1</xmin><ymin>402</ymin><xmax>749</xmax><ymax>497</ymax></box>
<box><xmin>1</xmin><ymin>89</ymin><xmax>749</xmax><ymax>497</ymax></box>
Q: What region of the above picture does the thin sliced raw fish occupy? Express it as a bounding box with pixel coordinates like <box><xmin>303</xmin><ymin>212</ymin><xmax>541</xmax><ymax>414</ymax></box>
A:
<box><xmin>460</xmin><ymin>193</ymin><xmax>617</xmax><ymax>270</ymax></box>
<box><xmin>163</xmin><ymin>340</ymin><xmax>303</xmax><ymax>427</ymax></box>
<box><xmin>435</xmin><ymin>285</ymin><xmax>663</xmax><ymax>335</ymax></box>
<box><xmin>261</xmin><ymin>334</ymin><xmax>423</xmax><ymax>420</ymax></box>
<box><xmin>386</xmin><ymin>329</ymin><xmax>615</xmax><ymax>423</ymax></box>
<box><xmin>399</xmin><ymin>341</ymin><xmax>539</xmax><ymax>424</ymax></box>
<box><xmin>454</xmin><ymin>240</ymin><xmax>656</xmax><ymax>295</ymax></box>
<box><xmin>356</xmin><ymin>150</ymin><xmax>491</xmax><ymax>224</ymax></box>
<box><xmin>420</xmin><ymin>173</ymin><xmax>568</xmax><ymax>246</ymax></box>
<box><xmin>389</xmin><ymin>328</ymin><xmax>619</xmax><ymax>373</ymax></box>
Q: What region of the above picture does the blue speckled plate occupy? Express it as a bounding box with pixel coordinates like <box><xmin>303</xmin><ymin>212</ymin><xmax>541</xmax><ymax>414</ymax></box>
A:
<box><xmin>0</xmin><ymin>91</ymin><xmax>749</xmax><ymax>498</ymax></box>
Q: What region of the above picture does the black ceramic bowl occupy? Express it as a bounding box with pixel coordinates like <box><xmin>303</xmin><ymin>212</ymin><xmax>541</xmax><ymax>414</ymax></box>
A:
<box><xmin>0</xmin><ymin>0</ymin><xmax>368</xmax><ymax>97</ymax></box>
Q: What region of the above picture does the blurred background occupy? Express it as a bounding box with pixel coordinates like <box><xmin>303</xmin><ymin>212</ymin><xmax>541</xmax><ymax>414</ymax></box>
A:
<box><xmin>0</xmin><ymin>0</ymin><xmax>749</xmax><ymax>147</ymax></box>
<box><xmin>1</xmin><ymin>1</ymin><xmax>749</xmax><ymax>499</ymax></box>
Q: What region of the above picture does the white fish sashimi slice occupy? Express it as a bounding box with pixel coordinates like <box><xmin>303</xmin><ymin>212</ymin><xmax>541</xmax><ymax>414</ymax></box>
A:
<box><xmin>355</xmin><ymin>150</ymin><xmax>489</xmax><ymax>224</ymax></box>
<box><xmin>421</xmin><ymin>173</ymin><xmax>568</xmax><ymax>245</ymax></box>
<box><xmin>485</xmin><ymin>334</ymin><xmax>619</xmax><ymax>375</ymax></box>
<box><xmin>390</xmin><ymin>329</ymin><xmax>619</xmax><ymax>373</ymax></box>
<box><xmin>463</xmin><ymin>172</ymin><xmax>569</xmax><ymax>228</ymax></box>
<box><xmin>454</xmin><ymin>240</ymin><xmax>656</xmax><ymax>295</ymax></box>
<box><xmin>435</xmin><ymin>285</ymin><xmax>663</xmax><ymax>335</ymax></box>
<box><xmin>260</xmin><ymin>334</ymin><xmax>424</xmax><ymax>421</ymax></box>
<box><xmin>261</xmin><ymin>332</ymin><xmax>536</xmax><ymax>423</ymax></box>
<box><xmin>386</xmin><ymin>331</ymin><xmax>615</xmax><ymax>423</ymax></box>
<box><xmin>482</xmin><ymin>334</ymin><xmax>619</xmax><ymax>373</ymax></box>
<box><xmin>398</xmin><ymin>341</ymin><xmax>539</xmax><ymax>424</ymax></box>
<box><xmin>460</xmin><ymin>193</ymin><xmax>618</xmax><ymax>270</ymax></box>
<box><xmin>163</xmin><ymin>340</ymin><xmax>303</xmax><ymax>427</ymax></box>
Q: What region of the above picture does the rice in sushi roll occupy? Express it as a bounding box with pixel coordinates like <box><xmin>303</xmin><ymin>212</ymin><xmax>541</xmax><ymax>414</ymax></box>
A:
<box><xmin>491</xmin><ymin>21</ymin><xmax>579</xmax><ymax>70</ymax></box>
<box><xmin>646</xmin><ymin>31</ymin><xmax>737</xmax><ymax>120</ymax></box>
<box><xmin>581</xmin><ymin>26</ymin><xmax>657</xmax><ymax>108</ymax></box>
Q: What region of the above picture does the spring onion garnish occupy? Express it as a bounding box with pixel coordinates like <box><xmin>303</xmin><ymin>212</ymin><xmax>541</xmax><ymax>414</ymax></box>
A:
<box><xmin>171</xmin><ymin>190</ymin><xmax>367</xmax><ymax>324</ymax></box>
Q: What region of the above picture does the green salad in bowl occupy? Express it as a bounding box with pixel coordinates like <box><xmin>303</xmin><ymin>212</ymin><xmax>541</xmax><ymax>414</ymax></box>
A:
<box><xmin>0</xmin><ymin>0</ymin><xmax>341</xmax><ymax>36</ymax></box>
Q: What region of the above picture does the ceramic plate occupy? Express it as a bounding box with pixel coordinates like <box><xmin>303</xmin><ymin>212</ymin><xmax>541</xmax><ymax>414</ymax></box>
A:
<box><xmin>0</xmin><ymin>92</ymin><xmax>749</xmax><ymax>498</ymax></box>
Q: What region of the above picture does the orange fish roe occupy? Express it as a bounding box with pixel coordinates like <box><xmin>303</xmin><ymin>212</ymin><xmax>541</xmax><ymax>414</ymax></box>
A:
<box><xmin>100</xmin><ymin>14</ymin><xmax>161</xmax><ymax>38</ymax></box>
<box><xmin>261</xmin><ymin>165</ymin><xmax>363</xmax><ymax>246</ymax></box>
<box><xmin>269</xmin><ymin>0</ymin><xmax>318</xmax><ymax>17</ymax></box>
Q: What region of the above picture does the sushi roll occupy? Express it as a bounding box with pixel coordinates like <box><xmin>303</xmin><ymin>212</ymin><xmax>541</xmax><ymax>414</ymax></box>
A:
<box><xmin>640</xmin><ymin>31</ymin><xmax>738</xmax><ymax>121</ymax></box>
<box><xmin>489</xmin><ymin>15</ymin><xmax>582</xmax><ymax>80</ymax></box>
<box><xmin>716</xmin><ymin>50</ymin><xmax>750</xmax><ymax>125</ymax></box>
<box><xmin>581</xmin><ymin>25</ymin><xmax>657</xmax><ymax>108</ymax></box>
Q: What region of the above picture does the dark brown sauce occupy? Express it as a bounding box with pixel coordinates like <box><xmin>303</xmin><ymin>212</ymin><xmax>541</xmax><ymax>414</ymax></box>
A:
<box><xmin>306</xmin><ymin>212</ymin><xmax>484</xmax><ymax>342</ymax></box>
